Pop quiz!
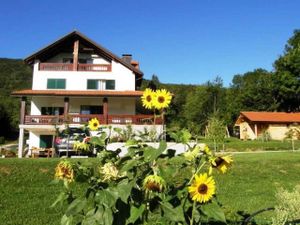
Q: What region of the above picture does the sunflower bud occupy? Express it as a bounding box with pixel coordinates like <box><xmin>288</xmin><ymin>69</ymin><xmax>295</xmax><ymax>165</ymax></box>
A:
<box><xmin>55</xmin><ymin>160</ymin><xmax>74</xmax><ymax>183</ymax></box>
<box><xmin>143</xmin><ymin>175</ymin><xmax>166</xmax><ymax>193</ymax></box>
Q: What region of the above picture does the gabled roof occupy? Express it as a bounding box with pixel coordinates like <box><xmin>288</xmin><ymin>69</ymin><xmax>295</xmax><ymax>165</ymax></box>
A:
<box><xmin>11</xmin><ymin>89</ymin><xmax>143</xmax><ymax>97</ymax></box>
<box><xmin>235</xmin><ymin>111</ymin><xmax>300</xmax><ymax>124</ymax></box>
<box><xmin>24</xmin><ymin>30</ymin><xmax>143</xmax><ymax>77</ymax></box>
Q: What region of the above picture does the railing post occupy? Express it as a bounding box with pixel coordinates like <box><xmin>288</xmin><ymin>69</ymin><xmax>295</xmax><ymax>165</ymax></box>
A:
<box><xmin>103</xmin><ymin>98</ymin><xmax>108</xmax><ymax>124</ymax></box>
<box><xmin>64</xmin><ymin>97</ymin><xmax>69</xmax><ymax>122</ymax></box>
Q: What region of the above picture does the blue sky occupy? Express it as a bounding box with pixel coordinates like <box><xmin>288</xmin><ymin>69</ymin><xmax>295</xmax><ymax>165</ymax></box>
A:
<box><xmin>0</xmin><ymin>0</ymin><xmax>299</xmax><ymax>86</ymax></box>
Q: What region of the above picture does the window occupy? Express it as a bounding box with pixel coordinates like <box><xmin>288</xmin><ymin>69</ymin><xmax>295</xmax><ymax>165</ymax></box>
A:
<box><xmin>105</xmin><ymin>80</ymin><xmax>115</xmax><ymax>90</ymax></box>
<box><xmin>80</xmin><ymin>105</ymin><xmax>103</xmax><ymax>114</ymax></box>
<box><xmin>87</xmin><ymin>80</ymin><xmax>98</xmax><ymax>90</ymax></box>
<box><xmin>87</xmin><ymin>79</ymin><xmax>115</xmax><ymax>90</ymax></box>
<box><xmin>40</xmin><ymin>135</ymin><xmax>53</xmax><ymax>148</ymax></box>
<box><xmin>47</xmin><ymin>79</ymin><xmax>66</xmax><ymax>89</ymax></box>
<box><xmin>41</xmin><ymin>107</ymin><xmax>64</xmax><ymax>115</ymax></box>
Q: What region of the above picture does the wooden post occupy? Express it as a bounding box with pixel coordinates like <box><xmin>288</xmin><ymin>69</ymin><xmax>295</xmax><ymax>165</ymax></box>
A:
<box><xmin>103</xmin><ymin>98</ymin><xmax>108</xmax><ymax>124</ymax></box>
<box><xmin>254</xmin><ymin>124</ymin><xmax>258</xmax><ymax>139</ymax></box>
<box><xmin>20</xmin><ymin>96</ymin><xmax>26</xmax><ymax>124</ymax></box>
<box><xmin>64</xmin><ymin>97</ymin><xmax>69</xmax><ymax>121</ymax></box>
<box><xmin>18</xmin><ymin>128</ymin><xmax>24</xmax><ymax>158</ymax></box>
<box><xmin>73</xmin><ymin>40</ymin><xmax>79</xmax><ymax>71</ymax></box>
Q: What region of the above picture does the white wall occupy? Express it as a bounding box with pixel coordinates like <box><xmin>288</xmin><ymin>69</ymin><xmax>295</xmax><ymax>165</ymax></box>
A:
<box><xmin>32</xmin><ymin>61</ymin><xmax>136</xmax><ymax>91</ymax></box>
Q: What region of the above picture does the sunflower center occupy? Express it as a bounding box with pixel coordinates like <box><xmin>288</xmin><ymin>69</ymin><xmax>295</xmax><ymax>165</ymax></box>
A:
<box><xmin>198</xmin><ymin>184</ymin><xmax>208</xmax><ymax>194</ymax></box>
<box><xmin>213</xmin><ymin>157</ymin><xmax>224</xmax><ymax>167</ymax></box>
<box><xmin>158</xmin><ymin>96</ymin><xmax>165</xmax><ymax>103</ymax></box>
<box><xmin>146</xmin><ymin>95</ymin><xmax>152</xmax><ymax>102</ymax></box>
<box><xmin>93</xmin><ymin>123</ymin><xmax>98</xmax><ymax>127</ymax></box>
<box><xmin>146</xmin><ymin>182</ymin><xmax>161</xmax><ymax>192</ymax></box>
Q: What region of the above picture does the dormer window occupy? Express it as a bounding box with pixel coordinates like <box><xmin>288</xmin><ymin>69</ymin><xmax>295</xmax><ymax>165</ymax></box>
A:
<box><xmin>87</xmin><ymin>79</ymin><xmax>115</xmax><ymax>90</ymax></box>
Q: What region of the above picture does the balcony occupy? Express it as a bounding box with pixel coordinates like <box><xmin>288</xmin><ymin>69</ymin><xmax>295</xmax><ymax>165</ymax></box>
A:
<box><xmin>24</xmin><ymin>114</ymin><xmax>163</xmax><ymax>125</ymax></box>
<box><xmin>39</xmin><ymin>63</ymin><xmax>112</xmax><ymax>72</ymax></box>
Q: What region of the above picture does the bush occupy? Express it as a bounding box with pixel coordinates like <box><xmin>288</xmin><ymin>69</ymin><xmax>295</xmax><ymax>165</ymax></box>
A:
<box><xmin>272</xmin><ymin>185</ymin><xmax>300</xmax><ymax>225</ymax></box>
<box><xmin>0</xmin><ymin>136</ymin><xmax>5</xmax><ymax>144</ymax></box>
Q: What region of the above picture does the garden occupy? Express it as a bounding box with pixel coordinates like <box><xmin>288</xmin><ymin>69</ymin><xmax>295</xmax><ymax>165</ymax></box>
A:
<box><xmin>0</xmin><ymin>89</ymin><xmax>300</xmax><ymax>225</ymax></box>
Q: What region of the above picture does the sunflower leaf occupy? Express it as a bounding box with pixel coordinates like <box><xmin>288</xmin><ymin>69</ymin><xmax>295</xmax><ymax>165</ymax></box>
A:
<box><xmin>201</xmin><ymin>200</ymin><xmax>226</xmax><ymax>223</ymax></box>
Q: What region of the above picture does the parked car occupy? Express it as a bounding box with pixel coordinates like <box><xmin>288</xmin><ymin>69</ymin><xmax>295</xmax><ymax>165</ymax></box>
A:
<box><xmin>54</xmin><ymin>127</ymin><xmax>91</xmax><ymax>156</ymax></box>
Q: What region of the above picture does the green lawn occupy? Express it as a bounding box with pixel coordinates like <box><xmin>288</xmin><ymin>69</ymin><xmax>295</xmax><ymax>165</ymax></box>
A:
<box><xmin>0</xmin><ymin>152</ymin><xmax>300</xmax><ymax>224</ymax></box>
<box><xmin>201</xmin><ymin>137</ymin><xmax>300</xmax><ymax>152</ymax></box>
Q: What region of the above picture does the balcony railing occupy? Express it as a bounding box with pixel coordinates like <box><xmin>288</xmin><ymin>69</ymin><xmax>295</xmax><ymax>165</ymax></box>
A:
<box><xmin>39</xmin><ymin>63</ymin><xmax>112</xmax><ymax>72</ymax></box>
<box><xmin>24</xmin><ymin>114</ymin><xmax>162</xmax><ymax>125</ymax></box>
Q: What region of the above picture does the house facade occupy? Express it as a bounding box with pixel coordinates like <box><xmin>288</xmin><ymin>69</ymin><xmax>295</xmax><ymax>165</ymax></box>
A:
<box><xmin>235</xmin><ymin>111</ymin><xmax>300</xmax><ymax>140</ymax></box>
<box><xmin>13</xmin><ymin>31</ymin><xmax>163</xmax><ymax>158</ymax></box>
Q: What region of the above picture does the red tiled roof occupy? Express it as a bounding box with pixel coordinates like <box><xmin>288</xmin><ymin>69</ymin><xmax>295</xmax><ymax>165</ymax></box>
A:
<box><xmin>237</xmin><ymin>111</ymin><xmax>300</xmax><ymax>123</ymax></box>
<box><xmin>11</xmin><ymin>89</ymin><xmax>143</xmax><ymax>97</ymax></box>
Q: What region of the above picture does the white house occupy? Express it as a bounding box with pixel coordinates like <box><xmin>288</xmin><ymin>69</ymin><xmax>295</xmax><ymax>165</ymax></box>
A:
<box><xmin>12</xmin><ymin>31</ymin><xmax>163</xmax><ymax>158</ymax></box>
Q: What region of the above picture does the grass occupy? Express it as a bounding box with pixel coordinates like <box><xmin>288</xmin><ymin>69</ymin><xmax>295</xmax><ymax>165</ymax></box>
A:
<box><xmin>201</xmin><ymin>137</ymin><xmax>300</xmax><ymax>152</ymax></box>
<box><xmin>0</xmin><ymin>152</ymin><xmax>300</xmax><ymax>224</ymax></box>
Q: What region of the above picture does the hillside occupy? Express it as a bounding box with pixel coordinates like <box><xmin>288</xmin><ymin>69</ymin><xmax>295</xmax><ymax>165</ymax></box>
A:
<box><xmin>0</xmin><ymin>58</ymin><xmax>32</xmax><ymax>139</ymax></box>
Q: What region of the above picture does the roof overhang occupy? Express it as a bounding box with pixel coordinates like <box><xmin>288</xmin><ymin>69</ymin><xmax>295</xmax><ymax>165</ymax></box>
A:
<box><xmin>12</xmin><ymin>89</ymin><xmax>143</xmax><ymax>97</ymax></box>
<box><xmin>235</xmin><ymin>111</ymin><xmax>300</xmax><ymax>125</ymax></box>
<box><xmin>23</xmin><ymin>30</ymin><xmax>143</xmax><ymax>79</ymax></box>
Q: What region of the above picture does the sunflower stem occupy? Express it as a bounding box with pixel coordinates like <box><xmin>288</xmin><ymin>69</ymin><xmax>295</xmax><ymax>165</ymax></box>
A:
<box><xmin>188</xmin><ymin>161</ymin><xmax>206</xmax><ymax>185</ymax></box>
<box><xmin>190</xmin><ymin>200</ymin><xmax>196</xmax><ymax>225</ymax></box>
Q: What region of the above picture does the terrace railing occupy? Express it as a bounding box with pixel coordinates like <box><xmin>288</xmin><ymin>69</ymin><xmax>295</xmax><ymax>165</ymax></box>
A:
<box><xmin>24</xmin><ymin>114</ymin><xmax>162</xmax><ymax>125</ymax></box>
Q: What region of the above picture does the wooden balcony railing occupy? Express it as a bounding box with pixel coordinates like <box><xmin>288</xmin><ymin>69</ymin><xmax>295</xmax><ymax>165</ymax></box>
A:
<box><xmin>39</xmin><ymin>63</ymin><xmax>112</xmax><ymax>72</ymax></box>
<box><xmin>78</xmin><ymin>64</ymin><xmax>111</xmax><ymax>72</ymax></box>
<box><xmin>24</xmin><ymin>114</ymin><xmax>162</xmax><ymax>125</ymax></box>
<box><xmin>39</xmin><ymin>63</ymin><xmax>73</xmax><ymax>71</ymax></box>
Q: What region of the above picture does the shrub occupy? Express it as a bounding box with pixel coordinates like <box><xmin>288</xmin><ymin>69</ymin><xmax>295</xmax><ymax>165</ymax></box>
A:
<box><xmin>271</xmin><ymin>185</ymin><xmax>300</xmax><ymax>225</ymax></box>
<box><xmin>0</xmin><ymin>136</ymin><xmax>5</xmax><ymax>144</ymax></box>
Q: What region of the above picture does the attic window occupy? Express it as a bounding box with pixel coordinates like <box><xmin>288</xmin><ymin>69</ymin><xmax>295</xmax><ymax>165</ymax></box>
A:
<box><xmin>63</xmin><ymin>58</ymin><xmax>88</xmax><ymax>64</ymax></box>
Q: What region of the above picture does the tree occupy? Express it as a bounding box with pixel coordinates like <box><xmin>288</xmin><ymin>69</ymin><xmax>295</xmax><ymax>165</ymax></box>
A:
<box><xmin>273</xmin><ymin>30</ymin><xmax>300</xmax><ymax>112</ymax></box>
<box><xmin>206</xmin><ymin>114</ymin><xmax>226</xmax><ymax>152</ymax></box>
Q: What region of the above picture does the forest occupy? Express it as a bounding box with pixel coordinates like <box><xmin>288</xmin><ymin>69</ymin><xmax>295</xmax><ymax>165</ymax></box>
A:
<box><xmin>0</xmin><ymin>30</ymin><xmax>299</xmax><ymax>141</ymax></box>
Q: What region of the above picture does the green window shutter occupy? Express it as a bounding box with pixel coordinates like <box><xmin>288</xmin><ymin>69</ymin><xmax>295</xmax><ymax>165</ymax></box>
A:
<box><xmin>57</xmin><ymin>79</ymin><xmax>66</xmax><ymax>89</ymax></box>
<box><xmin>47</xmin><ymin>79</ymin><xmax>56</xmax><ymax>89</ymax></box>
<box><xmin>47</xmin><ymin>79</ymin><xmax>66</xmax><ymax>89</ymax></box>
<box><xmin>105</xmin><ymin>80</ymin><xmax>115</xmax><ymax>90</ymax></box>
<box><xmin>87</xmin><ymin>80</ymin><xmax>98</xmax><ymax>89</ymax></box>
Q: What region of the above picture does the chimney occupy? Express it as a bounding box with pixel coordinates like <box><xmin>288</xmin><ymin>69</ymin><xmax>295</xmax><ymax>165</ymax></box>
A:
<box><xmin>122</xmin><ymin>54</ymin><xmax>132</xmax><ymax>64</ymax></box>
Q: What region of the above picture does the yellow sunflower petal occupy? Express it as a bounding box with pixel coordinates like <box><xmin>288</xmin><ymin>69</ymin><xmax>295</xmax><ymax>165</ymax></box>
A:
<box><xmin>188</xmin><ymin>173</ymin><xmax>216</xmax><ymax>203</ymax></box>
<box><xmin>152</xmin><ymin>89</ymin><xmax>172</xmax><ymax>110</ymax></box>
<box><xmin>141</xmin><ymin>88</ymin><xmax>155</xmax><ymax>109</ymax></box>
<box><xmin>88</xmin><ymin>118</ymin><xmax>100</xmax><ymax>131</ymax></box>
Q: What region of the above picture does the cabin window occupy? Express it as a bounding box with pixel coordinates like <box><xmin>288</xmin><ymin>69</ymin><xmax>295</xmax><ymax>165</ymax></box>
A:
<box><xmin>47</xmin><ymin>79</ymin><xmax>66</xmax><ymax>89</ymax></box>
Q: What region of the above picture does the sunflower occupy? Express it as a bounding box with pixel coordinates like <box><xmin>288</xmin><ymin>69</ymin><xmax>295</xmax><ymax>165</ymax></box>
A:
<box><xmin>152</xmin><ymin>89</ymin><xmax>172</xmax><ymax>110</ymax></box>
<box><xmin>141</xmin><ymin>88</ymin><xmax>155</xmax><ymax>109</ymax></box>
<box><xmin>211</xmin><ymin>155</ymin><xmax>233</xmax><ymax>174</ymax></box>
<box><xmin>143</xmin><ymin>174</ymin><xmax>166</xmax><ymax>193</ymax></box>
<box><xmin>88</xmin><ymin>118</ymin><xmax>100</xmax><ymax>131</ymax></box>
<box><xmin>188</xmin><ymin>173</ymin><xmax>216</xmax><ymax>203</ymax></box>
<box><xmin>55</xmin><ymin>160</ymin><xmax>74</xmax><ymax>183</ymax></box>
